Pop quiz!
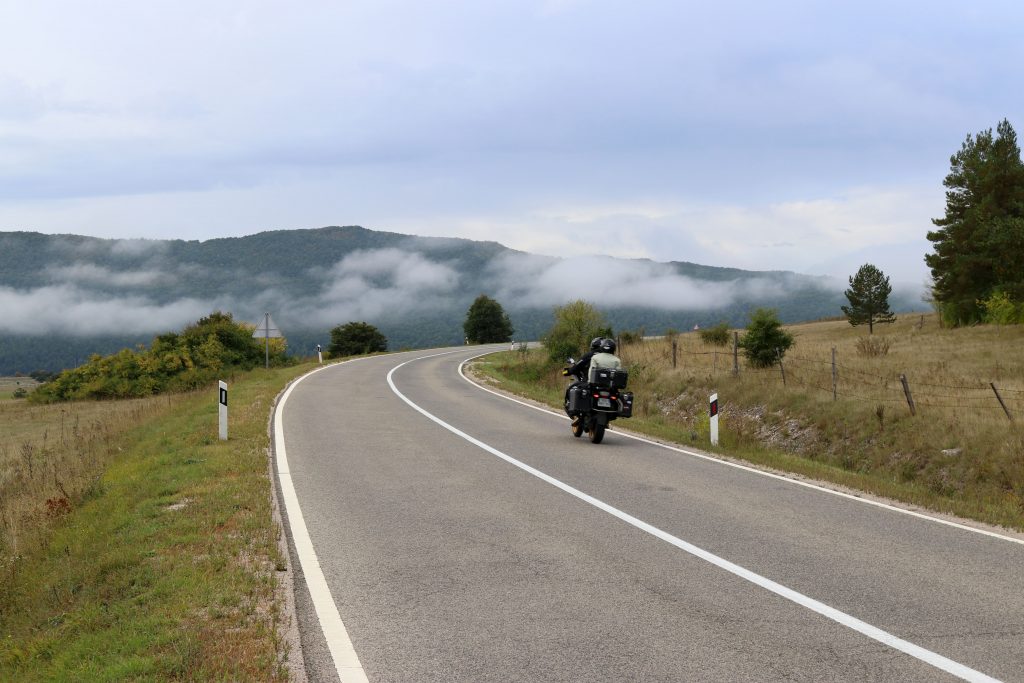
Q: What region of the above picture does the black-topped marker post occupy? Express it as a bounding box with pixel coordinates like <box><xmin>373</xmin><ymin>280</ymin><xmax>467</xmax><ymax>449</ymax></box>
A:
<box><xmin>710</xmin><ymin>392</ymin><xmax>719</xmax><ymax>446</ymax></box>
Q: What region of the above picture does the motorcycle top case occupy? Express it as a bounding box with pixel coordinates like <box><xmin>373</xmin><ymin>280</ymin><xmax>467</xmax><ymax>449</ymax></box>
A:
<box><xmin>618</xmin><ymin>391</ymin><xmax>634</xmax><ymax>418</ymax></box>
<box><xmin>567</xmin><ymin>384</ymin><xmax>592</xmax><ymax>415</ymax></box>
<box><xmin>589</xmin><ymin>366</ymin><xmax>629</xmax><ymax>389</ymax></box>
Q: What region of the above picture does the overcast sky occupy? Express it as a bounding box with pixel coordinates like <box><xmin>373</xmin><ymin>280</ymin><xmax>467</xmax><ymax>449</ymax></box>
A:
<box><xmin>1</xmin><ymin>1</ymin><xmax>1022</xmax><ymax>287</ymax></box>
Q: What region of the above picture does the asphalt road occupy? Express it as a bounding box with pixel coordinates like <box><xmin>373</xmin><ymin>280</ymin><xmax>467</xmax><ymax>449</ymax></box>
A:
<box><xmin>274</xmin><ymin>346</ymin><xmax>1024</xmax><ymax>682</ymax></box>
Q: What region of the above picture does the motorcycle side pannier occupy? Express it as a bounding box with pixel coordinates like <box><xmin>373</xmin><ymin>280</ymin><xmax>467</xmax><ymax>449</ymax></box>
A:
<box><xmin>618</xmin><ymin>391</ymin><xmax>634</xmax><ymax>418</ymax></box>
<box><xmin>610</xmin><ymin>369</ymin><xmax>628</xmax><ymax>389</ymax></box>
<box><xmin>568</xmin><ymin>385</ymin><xmax>592</xmax><ymax>414</ymax></box>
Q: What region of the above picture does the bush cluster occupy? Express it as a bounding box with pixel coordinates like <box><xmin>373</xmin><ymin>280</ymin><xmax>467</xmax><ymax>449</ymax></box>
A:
<box><xmin>980</xmin><ymin>291</ymin><xmax>1024</xmax><ymax>325</ymax></box>
<box><xmin>31</xmin><ymin>312</ymin><xmax>288</xmax><ymax>402</ymax></box>
<box><xmin>698</xmin><ymin>322</ymin><xmax>731</xmax><ymax>346</ymax></box>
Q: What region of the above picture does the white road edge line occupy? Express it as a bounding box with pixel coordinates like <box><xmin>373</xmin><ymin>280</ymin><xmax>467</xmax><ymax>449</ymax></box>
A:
<box><xmin>275</xmin><ymin>360</ymin><xmax>370</xmax><ymax>683</ymax></box>
<box><xmin>387</xmin><ymin>355</ymin><xmax>1001</xmax><ymax>683</ymax></box>
<box><xmin>458</xmin><ymin>353</ymin><xmax>1024</xmax><ymax>548</ymax></box>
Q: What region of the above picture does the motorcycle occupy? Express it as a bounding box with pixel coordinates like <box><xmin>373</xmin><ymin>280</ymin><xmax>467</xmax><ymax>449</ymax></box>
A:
<box><xmin>563</xmin><ymin>358</ymin><xmax>633</xmax><ymax>444</ymax></box>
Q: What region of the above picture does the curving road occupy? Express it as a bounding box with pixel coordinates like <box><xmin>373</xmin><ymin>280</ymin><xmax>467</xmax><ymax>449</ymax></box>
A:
<box><xmin>273</xmin><ymin>346</ymin><xmax>1024</xmax><ymax>682</ymax></box>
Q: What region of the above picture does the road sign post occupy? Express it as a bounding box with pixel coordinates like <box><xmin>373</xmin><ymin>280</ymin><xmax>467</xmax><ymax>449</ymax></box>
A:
<box><xmin>252</xmin><ymin>313</ymin><xmax>283</xmax><ymax>369</ymax></box>
<box><xmin>710</xmin><ymin>393</ymin><xmax>719</xmax><ymax>446</ymax></box>
<box><xmin>317</xmin><ymin>344</ymin><xmax>323</xmax><ymax>364</ymax></box>
<box><xmin>218</xmin><ymin>380</ymin><xmax>228</xmax><ymax>441</ymax></box>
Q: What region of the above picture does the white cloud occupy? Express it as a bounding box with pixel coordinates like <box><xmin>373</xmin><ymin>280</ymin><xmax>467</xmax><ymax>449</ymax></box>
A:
<box><xmin>484</xmin><ymin>252</ymin><xmax>810</xmax><ymax>310</ymax></box>
<box><xmin>298</xmin><ymin>248</ymin><xmax>462</xmax><ymax>325</ymax></box>
<box><xmin>46</xmin><ymin>263</ymin><xmax>173</xmax><ymax>288</ymax></box>
<box><xmin>0</xmin><ymin>285</ymin><xmax>213</xmax><ymax>335</ymax></box>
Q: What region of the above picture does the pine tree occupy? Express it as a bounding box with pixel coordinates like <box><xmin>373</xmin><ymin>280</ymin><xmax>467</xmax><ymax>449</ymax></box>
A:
<box><xmin>738</xmin><ymin>308</ymin><xmax>794</xmax><ymax>368</ymax></box>
<box><xmin>463</xmin><ymin>295</ymin><xmax>514</xmax><ymax>344</ymax></box>
<box><xmin>841</xmin><ymin>264</ymin><xmax>896</xmax><ymax>334</ymax></box>
<box><xmin>926</xmin><ymin>119</ymin><xmax>1024</xmax><ymax>325</ymax></box>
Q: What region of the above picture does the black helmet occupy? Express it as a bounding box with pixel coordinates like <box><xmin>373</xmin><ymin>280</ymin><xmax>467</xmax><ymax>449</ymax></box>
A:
<box><xmin>600</xmin><ymin>338</ymin><xmax>616</xmax><ymax>354</ymax></box>
<box><xmin>590</xmin><ymin>337</ymin><xmax>603</xmax><ymax>351</ymax></box>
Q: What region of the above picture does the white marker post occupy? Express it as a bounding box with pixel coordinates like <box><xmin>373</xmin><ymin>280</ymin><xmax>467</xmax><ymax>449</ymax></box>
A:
<box><xmin>709</xmin><ymin>393</ymin><xmax>719</xmax><ymax>446</ymax></box>
<box><xmin>317</xmin><ymin>344</ymin><xmax>323</xmax><ymax>364</ymax></box>
<box><xmin>218</xmin><ymin>380</ymin><xmax>228</xmax><ymax>441</ymax></box>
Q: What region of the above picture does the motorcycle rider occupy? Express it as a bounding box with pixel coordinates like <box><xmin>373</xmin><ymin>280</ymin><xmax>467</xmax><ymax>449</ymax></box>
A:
<box><xmin>562</xmin><ymin>337</ymin><xmax>629</xmax><ymax>440</ymax></box>
<box><xmin>588</xmin><ymin>337</ymin><xmax>622</xmax><ymax>376</ymax></box>
<box><xmin>564</xmin><ymin>337</ymin><xmax>604</xmax><ymax>382</ymax></box>
<box><xmin>563</xmin><ymin>337</ymin><xmax>604</xmax><ymax>417</ymax></box>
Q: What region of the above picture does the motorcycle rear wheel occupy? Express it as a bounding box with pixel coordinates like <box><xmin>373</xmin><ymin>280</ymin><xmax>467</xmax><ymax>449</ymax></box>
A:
<box><xmin>589</xmin><ymin>423</ymin><xmax>605</xmax><ymax>444</ymax></box>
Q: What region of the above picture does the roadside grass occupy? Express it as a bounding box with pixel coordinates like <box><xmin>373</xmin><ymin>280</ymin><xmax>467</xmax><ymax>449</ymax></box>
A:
<box><xmin>1</xmin><ymin>395</ymin><xmax>181</xmax><ymax>560</ymax></box>
<box><xmin>1</xmin><ymin>363</ymin><xmax>313</xmax><ymax>680</ymax></box>
<box><xmin>473</xmin><ymin>314</ymin><xmax>1024</xmax><ymax>531</ymax></box>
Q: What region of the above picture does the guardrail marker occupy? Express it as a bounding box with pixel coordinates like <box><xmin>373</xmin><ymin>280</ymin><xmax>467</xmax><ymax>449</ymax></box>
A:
<box><xmin>218</xmin><ymin>380</ymin><xmax>228</xmax><ymax>440</ymax></box>
<box><xmin>710</xmin><ymin>393</ymin><xmax>719</xmax><ymax>446</ymax></box>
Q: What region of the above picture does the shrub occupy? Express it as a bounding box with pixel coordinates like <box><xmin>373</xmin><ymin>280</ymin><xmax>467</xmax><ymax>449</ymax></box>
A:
<box><xmin>699</xmin><ymin>322</ymin><xmax>731</xmax><ymax>346</ymax></box>
<box><xmin>980</xmin><ymin>291</ymin><xmax>1022</xmax><ymax>325</ymax></box>
<box><xmin>739</xmin><ymin>308</ymin><xmax>794</xmax><ymax>368</ymax></box>
<box><xmin>619</xmin><ymin>328</ymin><xmax>645</xmax><ymax>344</ymax></box>
<box><xmin>328</xmin><ymin>322</ymin><xmax>388</xmax><ymax>357</ymax></box>
<box><xmin>855</xmin><ymin>336</ymin><xmax>892</xmax><ymax>357</ymax></box>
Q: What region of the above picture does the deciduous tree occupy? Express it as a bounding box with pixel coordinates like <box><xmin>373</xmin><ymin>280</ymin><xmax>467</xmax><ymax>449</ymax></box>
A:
<box><xmin>463</xmin><ymin>295</ymin><xmax>514</xmax><ymax>343</ymax></box>
<box><xmin>542</xmin><ymin>300</ymin><xmax>610</xmax><ymax>362</ymax></box>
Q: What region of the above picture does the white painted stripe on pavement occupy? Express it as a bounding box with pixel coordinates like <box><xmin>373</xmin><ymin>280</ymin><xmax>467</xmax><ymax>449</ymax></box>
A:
<box><xmin>458</xmin><ymin>354</ymin><xmax>1024</xmax><ymax>548</ymax></box>
<box><xmin>275</xmin><ymin>361</ymin><xmax>369</xmax><ymax>683</ymax></box>
<box><xmin>388</xmin><ymin>355</ymin><xmax>1001</xmax><ymax>683</ymax></box>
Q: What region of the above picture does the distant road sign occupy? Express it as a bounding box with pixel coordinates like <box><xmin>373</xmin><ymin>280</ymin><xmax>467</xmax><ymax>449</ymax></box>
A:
<box><xmin>253</xmin><ymin>313</ymin><xmax>283</xmax><ymax>338</ymax></box>
<box><xmin>254</xmin><ymin>313</ymin><xmax>283</xmax><ymax>369</ymax></box>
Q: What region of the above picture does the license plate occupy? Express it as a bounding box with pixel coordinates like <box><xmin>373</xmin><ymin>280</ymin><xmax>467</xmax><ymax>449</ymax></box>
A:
<box><xmin>597</xmin><ymin>398</ymin><xmax>611</xmax><ymax>408</ymax></box>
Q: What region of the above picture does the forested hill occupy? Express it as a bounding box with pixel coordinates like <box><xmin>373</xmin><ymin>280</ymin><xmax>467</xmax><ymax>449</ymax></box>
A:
<box><xmin>0</xmin><ymin>226</ymin><xmax>918</xmax><ymax>373</ymax></box>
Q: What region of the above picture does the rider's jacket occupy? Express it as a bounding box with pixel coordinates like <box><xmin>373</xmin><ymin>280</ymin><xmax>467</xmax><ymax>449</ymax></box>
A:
<box><xmin>566</xmin><ymin>351</ymin><xmax>596</xmax><ymax>379</ymax></box>
<box><xmin>589</xmin><ymin>352</ymin><xmax>622</xmax><ymax>371</ymax></box>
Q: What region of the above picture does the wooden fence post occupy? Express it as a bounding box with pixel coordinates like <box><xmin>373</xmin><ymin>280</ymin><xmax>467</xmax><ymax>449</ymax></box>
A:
<box><xmin>899</xmin><ymin>374</ymin><xmax>916</xmax><ymax>416</ymax></box>
<box><xmin>991</xmin><ymin>383</ymin><xmax>1013</xmax><ymax>421</ymax></box>
<box><xmin>776</xmin><ymin>348</ymin><xmax>786</xmax><ymax>387</ymax></box>
<box><xmin>733</xmin><ymin>332</ymin><xmax>739</xmax><ymax>375</ymax></box>
<box><xmin>831</xmin><ymin>347</ymin><xmax>837</xmax><ymax>401</ymax></box>
<box><xmin>672</xmin><ymin>339</ymin><xmax>677</xmax><ymax>369</ymax></box>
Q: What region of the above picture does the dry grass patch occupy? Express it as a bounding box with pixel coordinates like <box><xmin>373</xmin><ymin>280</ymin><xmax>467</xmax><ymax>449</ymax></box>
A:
<box><xmin>1</xmin><ymin>395</ymin><xmax>182</xmax><ymax>563</ymax></box>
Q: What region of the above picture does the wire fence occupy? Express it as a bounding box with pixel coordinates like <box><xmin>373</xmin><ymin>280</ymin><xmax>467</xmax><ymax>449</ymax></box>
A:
<box><xmin>618</xmin><ymin>337</ymin><xmax>1024</xmax><ymax>420</ymax></box>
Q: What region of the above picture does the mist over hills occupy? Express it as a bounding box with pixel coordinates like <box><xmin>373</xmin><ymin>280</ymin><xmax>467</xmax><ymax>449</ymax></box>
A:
<box><xmin>0</xmin><ymin>226</ymin><xmax>922</xmax><ymax>374</ymax></box>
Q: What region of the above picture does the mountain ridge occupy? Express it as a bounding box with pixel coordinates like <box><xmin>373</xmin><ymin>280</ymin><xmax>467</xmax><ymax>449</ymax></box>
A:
<box><xmin>0</xmin><ymin>226</ymin><xmax>916</xmax><ymax>373</ymax></box>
